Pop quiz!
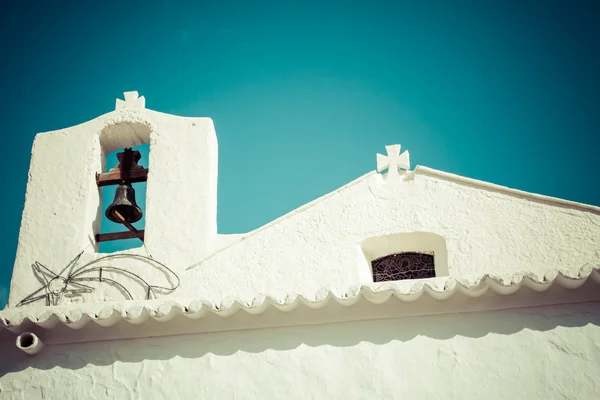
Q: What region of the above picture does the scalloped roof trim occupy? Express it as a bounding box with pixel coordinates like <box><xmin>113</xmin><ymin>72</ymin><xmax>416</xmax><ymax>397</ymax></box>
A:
<box><xmin>1</xmin><ymin>265</ymin><xmax>599</xmax><ymax>331</ymax></box>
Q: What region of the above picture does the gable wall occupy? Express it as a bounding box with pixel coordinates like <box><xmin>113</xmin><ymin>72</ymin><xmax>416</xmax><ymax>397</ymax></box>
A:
<box><xmin>184</xmin><ymin>170</ymin><xmax>600</xmax><ymax>303</ymax></box>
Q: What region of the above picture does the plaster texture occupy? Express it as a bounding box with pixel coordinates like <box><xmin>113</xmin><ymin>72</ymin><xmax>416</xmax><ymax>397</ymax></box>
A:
<box><xmin>1</xmin><ymin>302</ymin><xmax>599</xmax><ymax>399</ymax></box>
<box><xmin>6</xmin><ymin>91</ymin><xmax>600</xmax><ymax>311</ymax></box>
<box><xmin>2</xmin><ymin>92</ymin><xmax>600</xmax><ymax>399</ymax></box>
<box><xmin>8</xmin><ymin>92</ymin><xmax>218</xmax><ymax>307</ymax></box>
<box><xmin>183</xmin><ymin>167</ymin><xmax>600</xmax><ymax>304</ymax></box>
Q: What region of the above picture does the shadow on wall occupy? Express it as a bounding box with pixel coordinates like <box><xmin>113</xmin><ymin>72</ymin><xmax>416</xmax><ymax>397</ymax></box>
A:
<box><xmin>1</xmin><ymin>302</ymin><xmax>599</xmax><ymax>377</ymax></box>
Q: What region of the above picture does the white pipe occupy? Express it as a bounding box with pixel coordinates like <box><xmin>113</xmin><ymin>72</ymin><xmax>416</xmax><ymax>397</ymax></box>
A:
<box><xmin>15</xmin><ymin>332</ymin><xmax>45</xmax><ymax>355</ymax></box>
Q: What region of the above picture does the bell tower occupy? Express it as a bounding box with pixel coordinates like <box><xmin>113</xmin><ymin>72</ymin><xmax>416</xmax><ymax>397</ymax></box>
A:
<box><xmin>7</xmin><ymin>91</ymin><xmax>218</xmax><ymax>307</ymax></box>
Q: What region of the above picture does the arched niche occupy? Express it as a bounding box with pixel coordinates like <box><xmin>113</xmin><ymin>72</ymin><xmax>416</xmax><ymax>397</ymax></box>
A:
<box><xmin>360</xmin><ymin>232</ymin><xmax>449</xmax><ymax>280</ymax></box>
<box><xmin>99</xmin><ymin>122</ymin><xmax>152</xmax><ymax>168</ymax></box>
<box><xmin>93</xmin><ymin>122</ymin><xmax>154</xmax><ymax>253</ymax></box>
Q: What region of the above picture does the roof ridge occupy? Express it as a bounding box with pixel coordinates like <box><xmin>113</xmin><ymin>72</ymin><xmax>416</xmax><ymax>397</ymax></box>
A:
<box><xmin>187</xmin><ymin>171</ymin><xmax>377</xmax><ymax>270</ymax></box>
<box><xmin>189</xmin><ymin>165</ymin><xmax>599</xmax><ymax>271</ymax></box>
<box><xmin>415</xmin><ymin>166</ymin><xmax>600</xmax><ymax>214</ymax></box>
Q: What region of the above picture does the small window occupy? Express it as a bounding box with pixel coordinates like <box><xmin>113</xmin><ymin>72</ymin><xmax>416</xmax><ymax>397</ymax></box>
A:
<box><xmin>360</xmin><ymin>232</ymin><xmax>448</xmax><ymax>282</ymax></box>
<box><xmin>372</xmin><ymin>252</ymin><xmax>435</xmax><ymax>282</ymax></box>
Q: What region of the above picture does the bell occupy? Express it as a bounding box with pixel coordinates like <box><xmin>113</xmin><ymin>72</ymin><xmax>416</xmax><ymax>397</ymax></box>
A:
<box><xmin>105</xmin><ymin>183</ymin><xmax>143</xmax><ymax>223</ymax></box>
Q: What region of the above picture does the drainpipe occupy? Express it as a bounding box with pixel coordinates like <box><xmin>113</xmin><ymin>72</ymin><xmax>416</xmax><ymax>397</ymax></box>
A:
<box><xmin>15</xmin><ymin>332</ymin><xmax>44</xmax><ymax>355</ymax></box>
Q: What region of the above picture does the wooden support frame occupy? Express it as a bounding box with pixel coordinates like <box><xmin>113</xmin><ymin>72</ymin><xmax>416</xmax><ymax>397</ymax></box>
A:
<box><xmin>95</xmin><ymin>230</ymin><xmax>145</xmax><ymax>243</ymax></box>
<box><xmin>96</xmin><ymin>168</ymin><xmax>148</xmax><ymax>187</ymax></box>
<box><xmin>96</xmin><ymin>148</ymin><xmax>148</xmax><ymax>187</ymax></box>
<box><xmin>96</xmin><ymin>210</ymin><xmax>145</xmax><ymax>244</ymax></box>
<box><xmin>95</xmin><ymin>148</ymin><xmax>148</xmax><ymax>243</ymax></box>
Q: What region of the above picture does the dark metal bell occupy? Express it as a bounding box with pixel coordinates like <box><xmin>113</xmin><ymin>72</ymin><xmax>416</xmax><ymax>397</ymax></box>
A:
<box><xmin>106</xmin><ymin>183</ymin><xmax>143</xmax><ymax>223</ymax></box>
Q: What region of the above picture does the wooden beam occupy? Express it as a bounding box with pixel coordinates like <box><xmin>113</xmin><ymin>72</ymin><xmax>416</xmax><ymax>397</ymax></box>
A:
<box><xmin>96</xmin><ymin>168</ymin><xmax>148</xmax><ymax>187</ymax></box>
<box><xmin>111</xmin><ymin>210</ymin><xmax>144</xmax><ymax>241</ymax></box>
<box><xmin>95</xmin><ymin>230</ymin><xmax>145</xmax><ymax>243</ymax></box>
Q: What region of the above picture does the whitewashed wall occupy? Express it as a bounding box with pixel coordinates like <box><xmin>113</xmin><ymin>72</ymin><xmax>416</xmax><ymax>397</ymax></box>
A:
<box><xmin>8</xmin><ymin>114</ymin><xmax>600</xmax><ymax>308</ymax></box>
<box><xmin>8</xmin><ymin>94</ymin><xmax>218</xmax><ymax>307</ymax></box>
<box><xmin>5</xmin><ymin>93</ymin><xmax>599</xmax><ymax>323</ymax></box>
<box><xmin>2</xmin><ymin>93</ymin><xmax>600</xmax><ymax>400</ymax></box>
<box><xmin>1</xmin><ymin>302</ymin><xmax>599</xmax><ymax>399</ymax></box>
<box><xmin>184</xmin><ymin>169</ymin><xmax>600</xmax><ymax>304</ymax></box>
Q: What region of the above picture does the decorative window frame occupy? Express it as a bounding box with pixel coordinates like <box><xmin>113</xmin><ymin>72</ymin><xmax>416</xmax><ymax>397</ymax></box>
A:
<box><xmin>371</xmin><ymin>251</ymin><xmax>436</xmax><ymax>282</ymax></box>
<box><xmin>360</xmin><ymin>232</ymin><xmax>449</xmax><ymax>281</ymax></box>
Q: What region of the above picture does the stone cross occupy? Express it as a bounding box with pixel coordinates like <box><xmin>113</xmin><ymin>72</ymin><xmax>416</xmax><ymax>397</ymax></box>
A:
<box><xmin>376</xmin><ymin>144</ymin><xmax>410</xmax><ymax>181</ymax></box>
<box><xmin>115</xmin><ymin>91</ymin><xmax>146</xmax><ymax>110</ymax></box>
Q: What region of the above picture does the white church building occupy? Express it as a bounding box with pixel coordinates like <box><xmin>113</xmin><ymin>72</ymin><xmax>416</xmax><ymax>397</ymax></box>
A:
<box><xmin>0</xmin><ymin>92</ymin><xmax>599</xmax><ymax>399</ymax></box>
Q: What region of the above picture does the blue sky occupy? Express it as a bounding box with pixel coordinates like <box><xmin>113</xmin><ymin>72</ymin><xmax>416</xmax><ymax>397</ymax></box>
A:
<box><xmin>1</xmin><ymin>1</ymin><xmax>599</xmax><ymax>308</ymax></box>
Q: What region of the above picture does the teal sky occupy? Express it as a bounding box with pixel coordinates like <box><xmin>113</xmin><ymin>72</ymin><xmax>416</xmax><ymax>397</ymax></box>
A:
<box><xmin>1</xmin><ymin>1</ymin><xmax>599</xmax><ymax>308</ymax></box>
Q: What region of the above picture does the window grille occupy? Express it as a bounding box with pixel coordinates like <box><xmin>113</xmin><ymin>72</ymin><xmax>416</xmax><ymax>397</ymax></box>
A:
<box><xmin>372</xmin><ymin>251</ymin><xmax>435</xmax><ymax>282</ymax></box>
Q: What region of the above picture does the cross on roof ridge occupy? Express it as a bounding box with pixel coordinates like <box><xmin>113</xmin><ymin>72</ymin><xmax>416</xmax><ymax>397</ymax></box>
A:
<box><xmin>376</xmin><ymin>144</ymin><xmax>410</xmax><ymax>181</ymax></box>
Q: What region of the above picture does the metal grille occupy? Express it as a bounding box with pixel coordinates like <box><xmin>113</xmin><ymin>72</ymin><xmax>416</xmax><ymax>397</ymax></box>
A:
<box><xmin>372</xmin><ymin>252</ymin><xmax>435</xmax><ymax>282</ymax></box>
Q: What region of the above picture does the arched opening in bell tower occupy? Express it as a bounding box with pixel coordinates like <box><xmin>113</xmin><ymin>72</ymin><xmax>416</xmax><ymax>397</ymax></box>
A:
<box><xmin>95</xmin><ymin>122</ymin><xmax>152</xmax><ymax>253</ymax></box>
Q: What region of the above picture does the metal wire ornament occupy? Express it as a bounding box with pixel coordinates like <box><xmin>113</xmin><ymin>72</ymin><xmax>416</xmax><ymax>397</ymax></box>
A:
<box><xmin>372</xmin><ymin>252</ymin><xmax>435</xmax><ymax>282</ymax></box>
<box><xmin>16</xmin><ymin>248</ymin><xmax>180</xmax><ymax>307</ymax></box>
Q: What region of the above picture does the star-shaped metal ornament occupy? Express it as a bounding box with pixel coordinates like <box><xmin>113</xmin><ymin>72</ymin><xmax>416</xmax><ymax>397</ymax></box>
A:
<box><xmin>17</xmin><ymin>257</ymin><xmax>94</xmax><ymax>307</ymax></box>
<box><xmin>16</xmin><ymin>251</ymin><xmax>182</xmax><ymax>307</ymax></box>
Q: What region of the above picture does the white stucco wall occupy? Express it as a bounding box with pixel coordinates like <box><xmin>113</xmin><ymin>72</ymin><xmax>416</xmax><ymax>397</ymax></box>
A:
<box><xmin>1</xmin><ymin>302</ymin><xmax>599</xmax><ymax>399</ymax></box>
<box><xmin>2</xmin><ymin>92</ymin><xmax>600</xmax><ymax>399</ymax></box>
<box><xmin>184</xmin><ymin>168</ymin><xmax>600</xmax><ymax>304</ymax></box>
<box><xmin>8</xmin><ymin>94</ymin><xmax>218</xmax><ymax>307</ymax></box>
<box><xmin>6</xmin><ymin>93</ymin><xmax>600</xmax><ymax>310</ymax></box>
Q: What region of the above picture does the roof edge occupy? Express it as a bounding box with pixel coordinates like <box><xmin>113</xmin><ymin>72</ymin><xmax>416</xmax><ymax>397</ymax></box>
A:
<box><xmin>187</xmin><ymin>171</ymin><xmax>377</xmax><ymax>270</ymax></box>
<box><xmin>415</xmin><ymin>166</ymin><xmax>600</xmax><ymax>214</ymax></box>
<box><xmin>190</xmin><ymin>165</ymin><xmax>599</xmax><ymax>270</ymax></box>
<box><xmin>2</xmin><ymin>265</ymin><xmax>599</xmax><ymax>345</ymax></box>
<box><xmin>33</xmin><ymin>107</ymin><xmax>214</xmax><ymax>138</ymax></box>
